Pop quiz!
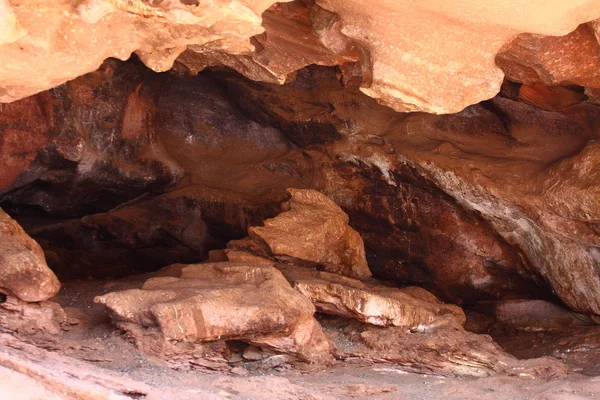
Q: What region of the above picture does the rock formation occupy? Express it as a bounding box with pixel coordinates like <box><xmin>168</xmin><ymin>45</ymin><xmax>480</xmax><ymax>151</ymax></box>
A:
<box><xmin>249</xmin><ymin>189</ymin><xmax>371</xmax><ymax>280</ymax></box>
<box><xmin>0</xmin><ymin>208</ymin><xmax>59</xmax><ymax>302</ymax></box>
<box><xmin>95</xmin><ymin>262</ymin><xmax>332</xmax><ymax>364</ymax></box>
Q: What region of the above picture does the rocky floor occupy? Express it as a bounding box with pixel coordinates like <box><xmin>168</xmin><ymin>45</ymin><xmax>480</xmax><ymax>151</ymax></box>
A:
<box><xmin>1</xmin><ymin>276</ymin><xmax>600</xmax><ymax>399</ymax></box>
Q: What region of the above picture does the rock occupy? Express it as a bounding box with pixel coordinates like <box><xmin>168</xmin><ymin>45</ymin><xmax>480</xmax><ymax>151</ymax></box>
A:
<box><xmin>174</xmin><ymin>1</ymin><xmax>360</xmax><ymax>84</ymax></box>
<box><xmin>242</xmin><ymin>346</ymin><xmax>265</xmax><ymax>361</ymax></box>
<box><xmin>95</xmin><ymin>262</ymin><xmax>332</xmax><ymax>363</ymax></box>
<box><xmin>0</xmin><ymin>208</ymin><xmax>59</xmax><ymax>302</ymax></box>
<box><xmin>0</xmin><ymin>296</ymin><xmax>66</xmax><ymax>338</ymax></box>
<box><xmin>279</xmin><ymin>265</ymin><xmax>465</xmax><ymax>330</ymax></box>
<box><xmin>249</xmin><ymin>189</ymin><xmax>371</xmax><ymax>280</ymax></box>
<box><xmin>0</xmin><ymin>0</ymin><xmax>278</xmax><ymax>103</ymax></box>
<box><xmin>517</xmin><ymin>84</ymin><xmax>588</xmax><ymax>111</ymax></box>
<box><xmin>323</xmin><ymin>317</ymin><xmax>568</xmax><ymax>378</ymax></box>
<box><xmin>0</xmin><ymin>59</ymin><xmax>184</xmax><ymax>216</ymax></box>
<box><xmin>494</xmin><ymin>300</ymin><xmax>594</xmax><ymax>330</ymax></box>
<box><xmin>497</xmin><ymin>24</ymin><xmax>600</xmax><ymax>88</ymax></box>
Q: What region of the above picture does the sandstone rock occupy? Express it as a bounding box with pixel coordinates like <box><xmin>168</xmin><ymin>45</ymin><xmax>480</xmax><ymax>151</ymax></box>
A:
<box><xmin>95</xmin><ymin>262</ymin><xmax>331</xmax><ymax>363</ymax></box>
<box><xmin>497</xmin><ymin>24</ymin><xmax>600</xmax><ymax>88</ymax></box>
<box><xmin>249</xmin><ymin>189</ymin><xmax>371</xmax><ymax>280</ymax></box>
<box><xmin>493</xmin><ymin>300</ymin><xmax>594</xmax><ymax>330</ymax></box>
<box><xmin>517</xmin><ymin>84</ymin><xmax>587</xmax><ymax>111</ymax></box>
<box><xmin>0</xmin><ymin>0</ymin><xmax>278</xmax><ymax>103</ymax></box>
<box><xmin>0</xmin><ymin>208</ymin><xmax>59</xmax><ymax>302</ymax></box>
<box><xmin>174</xmin><ymin>1</ymin><xmax>360</xmax><ymax>84</ymax></box>
<box><xmin>0</xmin><ymin>59</ymin><xmax>184</xmax><ymax>216</ymax></box>
<box><xmin>323</xmin><ymin>317</ymin><xmax>568</xmax><ymax>378</ymax></box>
<box><xmin>2</xmin><ymin>0</ymin><xmax>599</xmax><ymax>113</ymax></box>
<box><xmin>279</xmin><ymin>266</ymin><xmax>464</xmax><ymax>329</ymax></box>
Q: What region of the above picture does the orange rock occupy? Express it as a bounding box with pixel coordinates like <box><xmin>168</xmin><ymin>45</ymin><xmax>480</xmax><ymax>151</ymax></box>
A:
<box><xmin>0</xmin><ymin>208</ymin><xmax>60</xmax><ymax>302</ymax></box>
<box><xmin>249</xmin><ymin>189</ymin><xmax>372</xmax><ymax>280</ymax></box>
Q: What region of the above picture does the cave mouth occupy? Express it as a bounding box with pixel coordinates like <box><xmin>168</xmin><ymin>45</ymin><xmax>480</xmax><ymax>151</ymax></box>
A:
<box><xmin>2</xmin><ymin>55</ymin><xmax>600</xmax><ymax>397</ymax></box>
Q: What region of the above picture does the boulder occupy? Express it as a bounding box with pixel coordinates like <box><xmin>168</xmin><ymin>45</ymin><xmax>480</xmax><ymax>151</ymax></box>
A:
<box><xmin>0</xmin><ymin>208</ymin><xmax>60</xmax><ymax>302</ymax></box>
<box><xmin>249</xmin><ymin>189</ymin><xmax>371</xmax><ymax>280</ymax></box>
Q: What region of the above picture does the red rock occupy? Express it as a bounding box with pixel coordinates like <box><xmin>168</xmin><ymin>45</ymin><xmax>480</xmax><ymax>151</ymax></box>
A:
<box><xmin>0</xmin><ymin>208</ymin><xmax>60</xmax><ymax>302</ymax></box>
<box><xmin>497</xmin><ymin>24</ymin><xmax>600</xmax><ymax>88</ymax></box>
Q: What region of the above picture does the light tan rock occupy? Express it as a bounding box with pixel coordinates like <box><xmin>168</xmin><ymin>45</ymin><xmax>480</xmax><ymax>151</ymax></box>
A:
<box><xmin>0</xmin><ymin>208</ymin><xmax>60</xmax><ymax>302</ymax></box>
<box><xmin>249</xmin><ymin>189</ymin><xmax>371</xmax><ymax>280</ymax></box>
<box><xmin>95</xmin><ymin>262</ymin><xmax>331</xmax><ymax>363</ymax></box>
<box><xmin>280</xmin><ymin>266</ymin><xmax>464</xmax><ymax>330</ymax></box>
<box><xmin>314</xmin><ymin>0</ymin><xmax>600</xmax><ymax>113</ymax></box>
<box><xmin>0</xmin><ymin>0</ymin><xmax>278</xmax><ymax>102</ymax></box>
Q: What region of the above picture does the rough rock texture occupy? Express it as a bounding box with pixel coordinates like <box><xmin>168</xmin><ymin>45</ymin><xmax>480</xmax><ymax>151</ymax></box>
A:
<box><xmin>0</xmin><ymin>0</ymin><xmax>278</xmax><ymax>103</ymax></box>
<box><xmin>0</xmin><ymin>208</ymin><xmax>59</xmax><ymax>302</ymax></box>
<box><xmin>0</xmin><ymin>59</ymin><xmax>183</xmax><ymax>216</ymax></box>
<box><xmin>95</xmin><ymin>262</ymin><xmax>331</xmax><ymax>363</ymax></box>
<box><xmin>249</xmin><ymin>189</ymin><xmax>371</xmax><ymax>280</ymax></box>
<box><xmin>324</xmin><ymin>317</ymin><xmax>569</xmax><ymax>379</ymax></box>
<box><xmin>279</xmin><ymin>265</ymin><xmax>464</xmax><ymax>329</ymax></box>
<box><xmin>497</xmin><ymin>24</ymin><xmax>600</xmax><ymax>88</ymax></box>
<box><xmin>3</xmin><ymin>0</ymin><xmax>600</xmax><ymax>113</ymax></box>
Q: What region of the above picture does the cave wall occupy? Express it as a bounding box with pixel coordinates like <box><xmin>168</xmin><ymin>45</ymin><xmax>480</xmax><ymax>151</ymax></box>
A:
<box><xmin>2</xmin><ymin>58</ymin><xmax>599</xmax><ymax>316</ymax></box>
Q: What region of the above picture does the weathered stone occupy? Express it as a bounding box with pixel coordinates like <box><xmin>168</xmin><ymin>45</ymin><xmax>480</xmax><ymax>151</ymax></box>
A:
<box><xmin>0</xmin><ymin>0</ymin><xmax>278</xmax><ymax>103</ymax></box>
<box><xmin>497</xmin><ymin>24</ymin><xmax>600</xmax><ymax>88</ymax></box>
<box><xmin>249</xmin><ymin>189</ymin><xmax>371</xmax><ymax>280</ymax></box>
<box><xmin>324</xmin><ymin>317</ymin><xmax>568</xmax><ymax>378</ymax></box>
<box><xmin>279</xmin><ymin>265</ymin><xmax>465</xmax><ymax>329</ymax></box>
<box><xmin>174</xmin><ymin>1</ymin><xmax>359</xmax><ymax>84</ymax></box>
<box><xmin>493</xmin><ymin>300</ymin><xmax>594</xmax><ymax>330</ymax></box>
<box><xmin>0</xmin><ymin>59</ymin><xmax>184</xmax><ymax>216</ymax></box>
<box><xmin>0</xmin><ymin>208</ymin><xmax>59</xmax><ymax>302</ymax></box>
<box><xmin>95</xmin><ymin>262</ymin><xmax>331</xmax><ymax>363</ymax></box>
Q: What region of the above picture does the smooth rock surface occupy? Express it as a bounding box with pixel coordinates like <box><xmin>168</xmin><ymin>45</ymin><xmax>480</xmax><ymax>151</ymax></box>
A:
<box><xmin>250</xmin><ymin>189</ymin><xmax>371</xmax><ymax>280</ymax></box>
<box><xmin>95</xmin><ymin>262</ymin><xmax>331</xmax><ymax>363</ymax></box>
<box><xmin>0</xmin><ymin>208</ymin><xmax>59</xmax><ymax>302</ymax></box>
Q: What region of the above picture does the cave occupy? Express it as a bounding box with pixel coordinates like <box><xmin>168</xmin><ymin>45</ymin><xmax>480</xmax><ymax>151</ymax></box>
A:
<box><xmin>3</xmin><ymin>1</ymin><xmax>600</xmax><ymax>399</ymax></box>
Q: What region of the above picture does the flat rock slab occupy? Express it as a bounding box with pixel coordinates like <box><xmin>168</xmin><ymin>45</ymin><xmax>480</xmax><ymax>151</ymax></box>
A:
<box><xmin>0</xmin><ymin>208</ymin><xmax>59</xmax><ymax>302</ymax></box>
<box><xmin>95</xmin><ymin>262</ymin><xmax>331</xmax><ymax>363</ymax></box>
<box><xmin>280</xmin><ymin>266</ymin><xmax>465</xmax><ymax>330</ymax></box>
<box><xmin>249</xmin><ymin>189</ymin><xmax>371</xmax><ymax>280</ymax></box>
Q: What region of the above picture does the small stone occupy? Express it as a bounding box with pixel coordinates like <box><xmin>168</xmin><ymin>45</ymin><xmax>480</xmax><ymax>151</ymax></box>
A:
<box><xmin>242</xmin><ymin>346</ymin><xmax>265</xmax><ymax>361</ymax></box>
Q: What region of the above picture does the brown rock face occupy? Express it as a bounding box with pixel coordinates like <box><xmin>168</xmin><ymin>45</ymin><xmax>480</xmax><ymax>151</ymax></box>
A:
<box><xmin>0</xmin><ymin>59</ymin><xmax>183</xmax><ymax>216</ymax></box>
<box><xmin>249</xmin><ymin>189</ymin><xmax>371</xmax><ymax>280</ymax></box>
<box><xmin>497</xmin><ymin>24</ymin><xmax>600</xmax><ymax>88</ymax></box>
<box><xmin>0</xmin><ymin>208</ymin><xmax>59</xmax><ymax>302</ymax></box>
<box><xmin>95</xmin><ymin>262</ymin><xmax>331</xmax><ymax>363</ymax></box>
<box><xmin>279</xmin><ymin>265</ymin><xmax>465</xmax><ymax>329</ymax></box>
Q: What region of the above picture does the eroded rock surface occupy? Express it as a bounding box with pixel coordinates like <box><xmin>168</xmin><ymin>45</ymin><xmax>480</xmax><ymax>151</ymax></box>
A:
<box><xmin>279</xmin><ymin>265</ymin><xmax>464</xmax><ymax>329</ymax></box>
<box><xmin>250</xmin><ymin>189</ymin><xmax>371</xmax><ymax>280</ymax></box>
<box><xmin>0</xmin><ymin>208</ymin><xmax>59</xmax><ymax>302</ymax></box>
<box><xmin>95</xmin><ymin>262</ymin><xmax>331</xmax><ymax>363</ymax></box>
<box><xmin>324</xmin><ymin>317</ymin><xmax>569</xmax><ymax>378</ymax></box>
<box><xmin>2</xmin><ymin>0</ymin><xmax>600</xmax><ymax>114</ymax></box>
